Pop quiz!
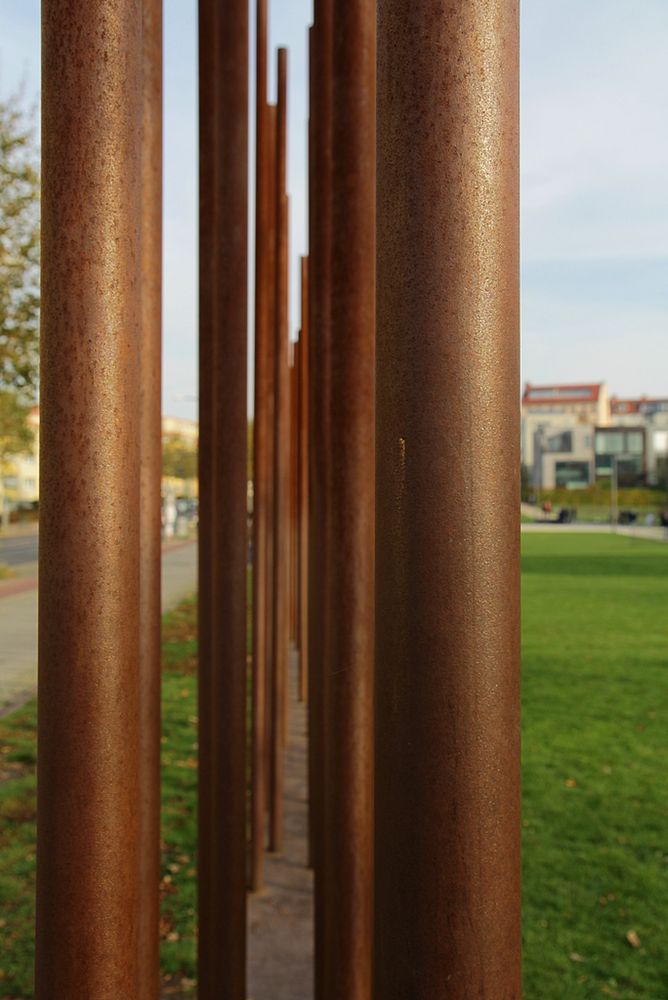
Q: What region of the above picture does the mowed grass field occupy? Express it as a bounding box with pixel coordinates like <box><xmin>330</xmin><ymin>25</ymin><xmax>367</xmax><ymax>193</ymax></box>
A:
<box><xmin>522</xmin><ymin>532</ymin><xmax>668</xmax><ymax>999</ymax></box>
<box><xmin>0</xmin><ymin>533</ymin><xmax>666</xmax><ymax>997</ymax></box>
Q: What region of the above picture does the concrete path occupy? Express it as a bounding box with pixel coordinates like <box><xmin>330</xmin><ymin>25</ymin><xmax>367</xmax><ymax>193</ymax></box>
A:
<box><xmin>0</xmin><ymin>540</ymin><xmax>197</xmax><ymax>712</ymax></box>
<box><xmin>248</xmin><ymin>654</ymin><xmax>313</xmax><ymax>1000</ymax></box>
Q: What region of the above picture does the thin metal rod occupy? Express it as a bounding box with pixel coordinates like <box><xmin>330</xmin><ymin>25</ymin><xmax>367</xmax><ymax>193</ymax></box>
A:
<box><xmin>308</xmin><ymin>10</ymin><xmax>333</xmax><ymax>995</ymax></box>
<box><xmin>250</xmin><ymin>0</ymin><xmax>269</xmax><ymax>894</ymax></box>
<box><xmin>290</xmin><ymin>350</ymin><xmax>299</xmax><ymax>649</ymax></box>
<box><xmin>322</xmin><ymin>0</ymin><xmax>375</xmax><ymax>994</ymax></box>
<box><xmin>197</xmin><ymin>0</ymin><xmax>248</xmax><ymax>995</ymax></box>
<box><xmin>37</xmin><ymin>2</ymin><xmax>143</xmax><ymax>993</ymax></box>
<box><xmin>138</xmin><ymin>2</ymin><xmax>163</xmax><ymax>994</ymax></box>
<box><xmin>298</xmin><ymin>263</ymin><xmax>309</xmax><ymax>704</ymax></box>
<box><xmin>375</xmin><ymin>0</ymin><xmax>521</xmax><ymax>995</ymax></box>
<box><xmin>264</xmin><ymin>102</ymin><xmax>278</xmax><ymax>817</ymax></box>
<box><xmin>269</xmin><ymin>49</ymin><xmax>289</xmax><ymax>854</ymax></box>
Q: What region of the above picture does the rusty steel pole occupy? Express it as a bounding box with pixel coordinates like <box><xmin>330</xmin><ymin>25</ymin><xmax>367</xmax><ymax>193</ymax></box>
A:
<box><xmin>37</xmin><ymin>2</ymin><xmax>143</xmax><ymax>995</ymax></box>
<box><xmin>322</xmin><ymin>0</ymin><xmax>376</xmax><ymax>996</ymax></box>
<box><xmin>375</xmin><ymin>1</ymin><xmax>521</xmax><ymax>997</ymax></box>
<box><xmin>298</xmin><ymin>258</ymin><xmax>309</xmax><ymax>704</ymax></box>
<box><xmin>308</xmin><ymin>9</ymin><xmax>333</xmax><ymax>996</ymax></box>
<box><xmin>269</xmin><ymin>49</ymin><xmax>290</xmax><ymax>854</ymax></box>
<box><xmin>198</xmin><ymin>0</ymin><xmax>248</xmax><ymax>995</ymax></box>
<box><xmin>264</xmin><ymin>101</ymin><xmax>278</xmax><ymax>815</ymax></box>
<box><xmin>138</xmin><ymin>1</ymin><xmax>163</xmax><ymax>995</ymax></box>
<box><xmin>250</xmin><ymin>0</ymin><xmax>270</xmax><ymax>894</ymax></box>
<box><xmin>290</xmin><ymin>350</ymin><xmax>299</xmax><ymax>649</ymax></box>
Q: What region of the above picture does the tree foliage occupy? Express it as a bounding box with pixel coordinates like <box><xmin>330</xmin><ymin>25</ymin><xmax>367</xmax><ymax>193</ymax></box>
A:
<box><xmin>0</xmin><ymin>89</ymin><xmax>39</xmax><ymax>500</ymax></box>
<box><xmin>163</xmin><ymin>438</ymin><xmax>198</xmax><ymax>481</ymax></box>
<box><xmin>0</xmin><ymin>90</ymin><xmax>40</xmax><ymax>404</ymax></box>
<box><xmin>0</xmin><ymin>392</ymin><xmax>33</xmax><ymax>459</ymax></box>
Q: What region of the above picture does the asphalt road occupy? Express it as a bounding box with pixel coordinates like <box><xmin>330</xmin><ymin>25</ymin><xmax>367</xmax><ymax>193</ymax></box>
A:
<box><xmin>0</xmin><ymin>539</ymin><xmax>198</xmax><ymax>711</ymax></box>
<box><xmin>0</xmin><ymin>533</ymin><xmax>38</xmax><ymax>566</ymax></box>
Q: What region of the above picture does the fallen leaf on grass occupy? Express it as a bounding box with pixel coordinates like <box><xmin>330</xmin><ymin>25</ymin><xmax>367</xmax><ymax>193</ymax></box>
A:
<box><xmin>626</xmin><ymin>930</ymin><xmax>641</xmax><ymax>949</ymax></box>
<box><xmin>569</xmin><ymin>952</ymin><xmax>585</xmax><ymax>963</ymax></box>
<box><xmin>564</xmin><ymin>778</ymin><xmax>577</xmax><ymax>788</ymax></box>
<box><xmin>159</xmin><ymin>916</ymin><xmax>174</xmax><ymax>939</ymax></box>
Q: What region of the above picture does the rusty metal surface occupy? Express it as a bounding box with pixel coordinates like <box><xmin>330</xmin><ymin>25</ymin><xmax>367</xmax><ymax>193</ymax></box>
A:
<box><xmin>307</xmin><ymin>9</ymin><xmax>333</xmax><ymax>997</ymax></box>
<box><xmin>291</xmin><ymin>344</ymin><xmax>300</xmax><ymax>662</ymax></box>
<box><xmin>37</xmin><ymin>2</ymin><xmax>143</xmax><ymax>995</ymax></box>
<box><xmin>297</xmin><ymin>262</ymin><xmax>309</xmax><ymax>705</ymax></box>
<box><xmin>265</xmin><ymin>102</ymin><xmax>278</xmax><ymax>818</ymax></box>
<box><xmin>375</xmin><ymin>1</ymin><xmax>521</xmax><ymax>996</ymax></box>
<box><xmin>269</xmin><ymin>50</ymin><xmax>290</xmax><ymax>853</ymax></box>
<box><xmin>198</xmin><ymin>0</ymin><xmax>248</xmax><ymax>995</ymax></box>
<box><xmin>251</xmin><ymin>0</ymin><xmax>269</xmax><ymax>895</ymax></box>
<box><xmin>138</xmin><ymin>2</ymin><xmax>163</xmax><ymax>995</ymax></box>
<box><xmin>322</xmin><ymin>1</ymin><xmax>376</xmax><ymax>996</ymax></box>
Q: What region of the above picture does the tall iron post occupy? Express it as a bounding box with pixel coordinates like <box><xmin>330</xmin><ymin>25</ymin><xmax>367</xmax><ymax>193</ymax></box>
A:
<box><xmin>308</xmin><ymin>9</ymin><xmax>333</xmax><ymax>996</ymax></box>
<box><xmin>322</xmin><ymin>0</ymin><xmax>376</xmax><ymax>995</ymax></box>
<box><xmin>298</xmin><ymin>260</ymin><xmax>309</xmax><ymax>705</ymax></box>
<box><xmin>375</xmin><ymin>1</ymin><xmax>521</xmax><ymax>996</ymax></box>
<box><xmin>269</xmin><ymin>49</ymin><xmax>290</xmax><ymax>853</ymax></box>
<box><xmin>198</xmin><ymin>0</ymin><xmax>248</xmax><ymax>995</ymax></box>
<box><xmin>139</xmin><ymin>1</ymin><xmax>163</xmax><ymax>995</ymax></box>
<box><xmin>37</xmin><ymin>2</ymin><xmax>143</xmax><ymax>994</ymax></box>
<box><xmin>251</xmin><ymin>0</ymin><xmax>270</xmax><ymax>894</ymax></box>
<box><xmin>264</xmin><ymin>102</ymin><xmax>278</xmax><ymax>815</ymax></box>
<box><xmin>290</xmin><ymin>349</ymin><xmax>299</xmax><ymax>651</ymax></box>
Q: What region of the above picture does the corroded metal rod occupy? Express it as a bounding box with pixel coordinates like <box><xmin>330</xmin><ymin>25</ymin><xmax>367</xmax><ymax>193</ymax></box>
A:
<box><xmin>269</xmin><ymin>49</ymin><xmax>290</xmax><ymax>853</ymax></box>
<box><xmin>297</xmin><ymin>262</ymin><xmax>309</xmax><ymax>704</ymax></box>
<box><xmin>290</xmin><ymin>348</ymin><xmax>299</xmax><ymax>650</ymax></box>
<box><xmin>375</xmin><ymin>1</ymin><xmax>521</xmax><ymax>996</ymax></box>
<box><xmin>250</xmin><ymin>0</ymin><xmax>270</xmax><ymax>895</ymax></box>
<box><xmin>198</xmin><ymin>0</ymin><xmax>248</xmax><ymax>994</ymax></box>
<box><xmin>308</xmin><ymin>10</ymin><xmax>333</xmax><ymax>996</ymax></box>
<box><xmin>291</xmin><ymin>343</ymin><xmax>299</xmax><ymax>653</ymax></box>
<box><xmin>138</xmin><ymin>1</ymin><xmax>163</xmax><ymax>995</ymax></box>
<box><xmin>265</xmin><ymin>102</ymin><xmax>278</xmax><ymax>817</ymax></box>
<box><xmin>37</xmin><ymin>2</ymin><xmax>143</xmax><ymax>993</ymax></box>
<box><xmin>322</xmin><ymin>0</ymin><xmax>376</xmax><ymax>995</ymax></box>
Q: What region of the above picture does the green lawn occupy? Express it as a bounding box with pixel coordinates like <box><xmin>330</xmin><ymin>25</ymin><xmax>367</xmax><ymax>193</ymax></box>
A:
<box><xmin>0</xmin><ymin>535</ymin><xmax>667</xmax><ymax>997</ymax></box>
<box><xmin>0</xmin><ymin>600</ymin><xmax>200</xmax><ymax>998</ymax></box>
<box><xmin>523</xmin><ymin>533</ymin><xmax>668</xmax><ymax>999</ymax></box>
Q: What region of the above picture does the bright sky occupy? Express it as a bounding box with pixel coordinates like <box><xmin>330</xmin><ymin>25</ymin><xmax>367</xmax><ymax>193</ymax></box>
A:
<box><xmin>1</xmin><ymin>0</ymin><xmax>667</xmax><ymax>421</ymax></box>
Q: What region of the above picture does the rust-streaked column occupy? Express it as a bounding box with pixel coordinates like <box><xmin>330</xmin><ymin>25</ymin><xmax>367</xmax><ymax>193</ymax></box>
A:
<box><xmin>264</xmin><ymin>102</ymin><xmax>278</xmax><ymax>816</ymax></box>
<box><xmin>250</xmin><ymin>0</ymin><xmax>269</xmax><ymax>894</ymax></box>
<box><xmin>298</xmin><ymin>262</ymin><xmax>309</xmax><ymax>704</ymax></box>
<box><xmin>375</xmin><ymin>1</ymin><xmax>521</xmax><ymax>996</ymax></box>
<box><xmin>139</xmin><ymin>1</ymin><xmax>163</xmax><ymax>995</ymax></box>
<box><xmin>269</xmin><ymin>48</ymin><xmax>289</xmax><ymax>853</ymax></box>
<box><xmin>308</xmin><ymin>10</ymin><xmax>333</xmax><ymax>996</ymax></box>
<box><xmin>322</xmin><ymin>0</ymin><xmax>375</xmax><ymax>995</ymax></box>
<box><xmin>198</xmin><ymin>0</ymin><xmax>248</xmax><ymax>995</ymax></box>
<box><xmin>290</xmin><ymin>350</ymin><xmax>299</xmax><ymax>650</ymax></box>
<box><xmin>37</xmin><ymin>2</ymin><xmax>142</xmax><ymax>995</ymax></box>
<box><xmin>291</xmin><ymin>343</ymin><xmax>300</xmax><ymax>652</ymax></box>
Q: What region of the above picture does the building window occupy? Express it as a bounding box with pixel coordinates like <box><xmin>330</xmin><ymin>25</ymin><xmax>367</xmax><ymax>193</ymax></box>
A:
<box><xmin>555</xmin><ymin>461</ymin><xmax>590</xmax><ymax>488</ymax></box>
<box><xmin>547</xmin><ymin>431</ymin><xmax>572</xmax><ymax>453</ymax></box>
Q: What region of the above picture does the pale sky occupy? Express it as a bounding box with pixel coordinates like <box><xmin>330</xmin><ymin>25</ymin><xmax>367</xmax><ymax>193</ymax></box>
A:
<box><xmin>1</xmin><ymin>0</ymin><xmax>667</xmax><ymax>420</ymax></box>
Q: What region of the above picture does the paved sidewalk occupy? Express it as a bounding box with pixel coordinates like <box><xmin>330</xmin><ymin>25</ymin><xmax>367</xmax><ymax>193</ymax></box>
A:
<box><xmin>0</xmin><ymin>540</ymin><xmax>197</xmax><ymax>712</ymax></box>
<box><xmin>247</xmin><ymin>656</ymin><xmax>313</xmax><ymax>1000</ymax></box>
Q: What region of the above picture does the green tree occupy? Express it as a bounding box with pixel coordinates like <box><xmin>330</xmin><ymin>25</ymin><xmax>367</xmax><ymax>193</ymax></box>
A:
<box><xmin>162</xmin><ymin>438</ymin><xmax>198</xmax><ymax>481</ymax></box>
<box><xmin>0</xmin><ymin>90</ymin><xmax>40</xmax><ymax>527</ymax></box>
